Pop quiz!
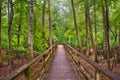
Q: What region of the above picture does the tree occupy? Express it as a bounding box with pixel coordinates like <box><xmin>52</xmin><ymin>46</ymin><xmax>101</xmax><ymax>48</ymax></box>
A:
<box><xmin>0</xmin><ymin>0</ymin><xmax>2</xmax><ymax>65</ymax></box>
<box><xmin>48</xmin><ymin>0</ymin><xmax>52</xmax><ymax>47</ymax></box>
<box><xmin>28</xmin><ymin>0</ymin><xmax>34</xmax><ymax>58</ymax></box>
<box><xmin>93</xmin><ymin>0</ymin><xmax>98</xmax><ymax>62</ymax></box>
<box><xmin>102</xmin><ymin>0</ymin><xmax>111</xmax><ymax>70</ymax></box>
<box><xmin>8</xmin><ymin>0</ymin><xmax>14</xmax><ymax>64</ymax></box>
<box><xmin>17</xmin><ymin>1</ymin><xmax>22</xmax><ymax>47</ymax></box>
<box><xmin>42</xmin><ymin>0</ymin><xmax>47</xmax><ymax>49</ymax></box>
<box><xmin>71</xmin><ymin>0</ymin><xmax>83</xmax><ymax>52</ymax></box>
<box><xmin>85</xmin><ymin>0</ymin><xmax>89</xmax><ymax>56</ymax></box>
<box><xmin>93</xmin><ymin>0</ymin><xmax>97</xmax><ymax>45</ymax></box>
<box><xmin>85</xmin><ymin>0</ymin><xmax>97</xmax><ymax>61</ymax></box>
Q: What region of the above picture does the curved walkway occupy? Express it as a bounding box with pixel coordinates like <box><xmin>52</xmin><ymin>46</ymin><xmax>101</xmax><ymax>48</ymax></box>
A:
<box><xmin>46</xmin><ymin>45</ymin><xmax>77</xmax><ymax>80</ymax></box>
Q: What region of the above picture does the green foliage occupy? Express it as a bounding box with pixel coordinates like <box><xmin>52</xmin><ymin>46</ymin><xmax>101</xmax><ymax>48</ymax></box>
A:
<box><xmin>2</xmin><ymin>35</ymin><xmax>8</xmax><ymax>49</ymax></box>
<box><xmin>1</xmin><ymin>0</ymin><xmax>120</xmax><ymax>55</ymax></box>
<box><xmin>2</xmin><ymin>54</ymin><xmax>12</xmax><ymax>62</ymax></box>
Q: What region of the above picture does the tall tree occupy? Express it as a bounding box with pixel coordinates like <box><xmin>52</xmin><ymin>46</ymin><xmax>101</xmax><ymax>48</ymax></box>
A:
<box><xmin>85</xmin><ymin>1</ymin><xmax>89</xmax><ymax>56</ymax></box>
<box><xmin>93</xmin><ymin>0</ymin><xmax>97</xmax><ymax>44</ymax></box>
<box><xmin>8</xmin><ymin>0</ymin><xmax>13</xmax><ymax>57</ymax></box>
<box><xmin>71</xmin><ymin>0</ymin><xmax>83</xmax><ymax>52</ymax></box>
<box><xmin>105</xmin><ymin>0</ymin><xmax>111</xmax><ymax>70</ymax></box>
<box><xmin>33</xmin><ymin>0</ymin><xmax>37</xmax><ymax>35</ymax></box>
<box><xmin>93</xmin><ymin>0</ymin><xmax>97</xmax><ymax>58</ymax></box>
<box><xmin>102</xmin><ymin>0</ymin><xmax>111</xmax><ymax>70</ymax></box>
<box><xmin>102</xmin><ymin>0</ymin><xmax>107</xmax><ymax>58</ymax></box>
<box><xmin>17</xmin><ymin>2</ymin><xmax>22</xmax><ymax>47</ymax></box>
<box><xmin>85</xmin><ymin>0</ymin><xmax>96</xmax><ymax>61</ymax></box>
<box><xmin>42</xmin><ymin>0</ymin><xmax>46</xmax><ymax>49</ymax></box>
<box><xmin>28</xmin><ymin>0</ymin><xmax>34</xmax><ymax>58</ymax></box>
<box><xmin>48</xmin><ymin>0</ymin><xmax>52</xmax><ymax>47</ymax></box>
<box><xmin>0</xmin><ymin>0</ymin><xmax>2</xmax><ymax>65</ymax></box>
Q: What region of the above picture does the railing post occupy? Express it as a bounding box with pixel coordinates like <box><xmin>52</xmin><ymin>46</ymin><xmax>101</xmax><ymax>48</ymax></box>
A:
<box><xmin>95</xmin><ymin>70</ymin><xmax>100</xmax><ymax>80</ymax></box>
<box><xmin>43</xmin><ymin>54</ymin><xmax>46</xmax><ymax>68</ymax></box>
<box><xmin>25</xmin><ymin>67</ymin><xmax>31</xmax><ymax>80</ymax></box>
<box><xmin>50</xmin><ymin>47</ymin><xmax>53</xmax><ymax>61</ymax></box>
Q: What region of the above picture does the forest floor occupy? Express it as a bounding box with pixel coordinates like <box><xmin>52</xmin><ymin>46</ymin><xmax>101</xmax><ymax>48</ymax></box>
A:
<box><xmin>0</xmin><ymin>50</ymin><xmax>32</xmax><ymax>79</ymax></box>
<box><xmin>98</xmin><ymin>59</ymin><xmax>120</xmax><ymax>75</ymax></box>
<box><xmin>113</xmin><ymin>64</ymin><xmax>120</xmax><ymax>75</ymax></box>
<box><xmin>0</xmin><ymin>59</ymin><xmax>29</xmax><ymax>79</ymax></box>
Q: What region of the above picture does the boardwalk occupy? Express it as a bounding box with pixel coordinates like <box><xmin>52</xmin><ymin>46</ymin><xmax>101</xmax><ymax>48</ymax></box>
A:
<box><xmin>1</xmin><ymin>44</ymin><xmax>120</xmax><ymax>80</ymax></box>
<box><xmin>46</xmin><ymin>45</ymin><xmax>77</xmax><ymax>80</ymax></box>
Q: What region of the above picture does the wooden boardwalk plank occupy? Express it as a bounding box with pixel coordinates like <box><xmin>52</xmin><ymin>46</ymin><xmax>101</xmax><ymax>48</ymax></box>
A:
<box><xmin>46</xmin><ymin>45</ymin><xmax>77</xmax><ymax>80</ymax></box>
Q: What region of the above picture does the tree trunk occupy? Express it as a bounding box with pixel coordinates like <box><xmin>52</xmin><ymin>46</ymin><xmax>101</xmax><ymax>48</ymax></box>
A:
<box><xmin>33</xmin><ymin>0</ymin><xmax>37</xmax><ymax>35</ymax></box>
<box><xmin>18</xmin><ymin>6</ymin><xmax>22</xmax><ymax>47</ymax></box>
<box><xmin>8</xmin><ymin>0</ymin><xmax>13</xmax><ymax>57</ymax></box>
<box><xmin>85</xmin><ymin>3</ymin><xmax>89</xmax><ymax>56</ymax></box>
<box><xmin>102</xmin><ymin>0</ymin><xmax>111</xmax><ymax>70</ymax></box>
<box><xmin>71</xmin><ymin>0</ymin><xmax>83</xmax><ymax>52</ymax></box>
<box><xmin>18</xmin><ymin>13</ymin><xmax>21</xmax><ymax>47</ymax></box>
<box><xmin>102</xmin><ymin>2</ymin><xmax>107</xmax><ymax>59</ymax></box>
<box><xmin>93</xmin><ymin>0</ymin><xmax>97</xmax><ymax>46</ymax></box>
<box><xmin>42</xmin><ymin>0</ymin><xmax>46</xmax><ymax>49</ymax></box>
<box><xmin>85</xmin><ymin>1</ymin><xmax>96</xmax><ymax>61</ymax></box>
<box><xmin>93</xmin><ymin>0</ymin><xmax>98</xmax><ymax>62</ymax></box>
<box><xmin>48</xmin><ymin>0</ymin><xmax>52</xmax><ymax>47</ymax></box>
<box><xmin>28</xmin><ymin>0</ymin><xmax>34</xmax><ymax>58</ymax></box>
<box><xmin>0</xmin><ymin>0</ymin><xmax>2</xmax><ymax>65</ymax></box>
<box><xmin>105</xmin><ymin>0</ymin><xmax>111</xmax><ymax>70</ymax></box>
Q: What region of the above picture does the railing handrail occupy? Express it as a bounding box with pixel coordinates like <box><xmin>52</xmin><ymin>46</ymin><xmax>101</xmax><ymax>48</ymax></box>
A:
<box><xmin>2</xmin><ymin>44</ymin><xmax>57</xmax><ymax>80</ymax></box>
<box><xmin>64</xmin><ymin>44</ymin><xmax>120</xmax><ymax>80</ymax></box>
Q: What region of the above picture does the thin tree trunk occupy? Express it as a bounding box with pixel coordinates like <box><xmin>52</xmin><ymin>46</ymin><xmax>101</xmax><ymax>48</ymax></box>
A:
<box><xmin>93</xmin><ymin>0</ymin><xmax>97</xmax><ymax>45</ymax></box>
<box><xmin>102</xmin><ymin>0</ymin><xmax>111</xmax><ymax>70</ymax></box>
<box><xmin>0</xmin><ymin>0</ymin><xmax>2</xmax><ymax>65</ymax></box>
<box><xmin>105</xmin><ymin>0</ymin><xmax>111</xmax><ymax>70</ymax></box>
<box><xmin>33</xmin><ymin>0</ymin><xmax>37</xmax><ymax>35</ymax></box>
<box><xmin>48</xmin><ymin>0</ymin><xmax>52</xmax><ymax>47</ymax></box>
<box><xmin>85</xmin><ymin>1</ymin><xmax>96</xmax><ymax>61</ymax></box>
<box><xmin>28</xmin><ymin>0</ymin><xmax>34</xmax><ymax>58</ymax></box>
<box><xmin>18</xmin><ymin>8</ymin><xmax>22</xmax><ymax>47</ymax></box>
<box><xmin>8</xmin><ymin>0</ymin><xmax>13</xmax><ymax>54</ymax></box>
<box><xmin>42</xmin><ymin>0</ymin><xmax>46</xmax><ymax>49</ymax></box>
<box><xmin>8</xmin><ymin>0</ymin><xmax>13</xmax><ymax>58</ymax></box>
<box><xmin>85</xmin><ymin>3</ymin><xmax>89</xmax><ymax>56</ymax></box>
<box><xmin>18</xmin><ymin>13</ymin><xmax>21</xmax><ymax>47</ymax></box>
<box><xmin>71</xmin><ymin>0</ymin><xmax>83</xmax><ymax>52</ymax></box>
<box><xmin>93</xmin><ymin>0</ymin><xmax>98</xmax><ymax>62</ymax></box>
<box><xmin>102</xmin><ymin>2</ymin><xmax>107</xmax><ymax>59</ymax></box>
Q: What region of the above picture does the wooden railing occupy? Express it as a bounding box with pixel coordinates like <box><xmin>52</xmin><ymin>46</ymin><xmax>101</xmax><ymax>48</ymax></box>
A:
<box><xmin>2</xmin><ymin>44</ymin><xmax>57</xmax><ymax>80</ymax></box>
<box><xmin>64</xmin><ymin>44</ymin><xmax>120</xmax><ymax>80</ymax></box>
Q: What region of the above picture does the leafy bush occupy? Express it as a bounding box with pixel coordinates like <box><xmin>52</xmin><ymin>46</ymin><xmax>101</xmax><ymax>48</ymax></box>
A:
<box><xmin>2</xmin><ymin>54</ymin><xmax>12</xmax><ymax>62</ymax></box>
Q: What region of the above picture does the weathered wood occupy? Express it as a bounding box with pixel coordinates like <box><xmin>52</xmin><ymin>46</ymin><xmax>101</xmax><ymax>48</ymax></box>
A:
<box><xmin>46</xmin><ymin>45</ymin><xmax>77</xmax><ymax>80</ymax></box>
<box><xmin>25</xmin><ymin>67</ymin><xmax>31</xmax><ymax>80</ymax></box>
<box><xmin>2</xmin><ymin>44</ymin><xmax>57</xmax><ymax>80</ymax></box>
<box><xmin>64</xmin><ymin>44</ymin><xmax>120</xmax><ymax>80</ymax></box>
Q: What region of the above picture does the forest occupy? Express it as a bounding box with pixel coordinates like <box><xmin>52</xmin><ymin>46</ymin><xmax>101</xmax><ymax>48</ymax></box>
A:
<box><xmin>0</xmin><ymin>0</ymin><xmax>120</xmax><ymax>79</ymax></box>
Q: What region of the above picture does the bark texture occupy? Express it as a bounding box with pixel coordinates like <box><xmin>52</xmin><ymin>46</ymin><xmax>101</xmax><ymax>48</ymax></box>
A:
<box><xmin>28</xmin><ymin>0</ymin><xmax>34</xmax><ymax>58</ymax></box>
<box><xmin>42</xmin><ymin>0</ymin><xmax>47</xmax><ymax>49</ymax></box>
<box><xmin>48</xmin><ymin>0</ymin><xmax>52</xmax><ymax>47</ymax></box>
<box><xmin>71</xmin><ymin>0</ymin><xmax>83</xmax><ymax>52</ymax></box>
